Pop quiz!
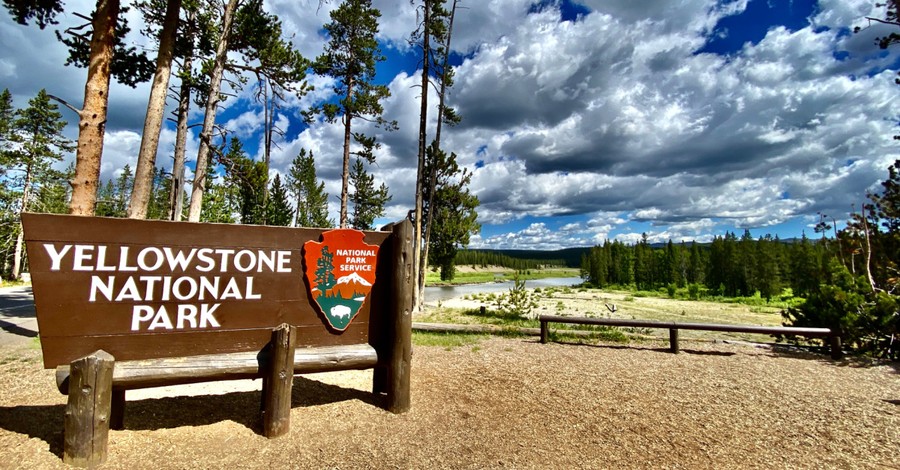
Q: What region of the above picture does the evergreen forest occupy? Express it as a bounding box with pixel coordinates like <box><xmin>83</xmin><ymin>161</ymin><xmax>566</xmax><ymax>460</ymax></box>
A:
<box><xmin>580</xmin><ymin>160</ymin><xmax>899</xmax><ymax>358</ymax></box>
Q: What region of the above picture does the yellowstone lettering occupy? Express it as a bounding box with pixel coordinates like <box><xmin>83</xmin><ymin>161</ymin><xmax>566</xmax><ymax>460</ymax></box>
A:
<box><xmin>43</xmin><ymin>243</ymin><xmax>292</xmax><ymax>332</ymax></box>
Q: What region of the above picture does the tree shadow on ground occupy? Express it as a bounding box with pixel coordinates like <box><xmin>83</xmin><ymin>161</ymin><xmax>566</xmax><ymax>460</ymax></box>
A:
<box><xmin>540</xmin><ymin>339</ymin><xmax>736</xmax><ymax>356</ymax></box>
<box><xmin>0</xmin><ymin>318</ymin><xmax>38</xmax><ymax>338</ymax></box>
<box><xmin>0</xmin><ymin>403</ymin><xmax>65</xmax><ymax>457</ymax></box>
<box><xmin>123</xmin><ymin>376</ymin><xmax>380</xmax><ymax>433</ymax></box>
<box><xmin>0</xmin><ymin>287</ymin><xmax>39</xmax><ymax>339</ymax></box>
<box><xmin>0</xmin><ymin>375</ymin><xmax>382</xmax><ymax>456</ymax></box>
<box><xmin>0</xmin><ymin>288</ymin><xmax>35</xmax><ymax>318</ymax></box>
<box><xmin>766</xmin><ymin>343</ymin><xmax>899</xmax><ymax>374</ymax></box>
<box><xmin>291</xmin><ymin>376</ymin><xmax>380</xmax><ymax>408</ymax></box>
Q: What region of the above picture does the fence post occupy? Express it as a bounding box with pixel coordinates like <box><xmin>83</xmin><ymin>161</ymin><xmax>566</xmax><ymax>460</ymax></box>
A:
<box><xmin>263</xmin><ymin>323</ymin><xmax>297</xmax><ymax>438</ymax></box>
<box><xmin>540</xmin><ymin>320</ymin><xmax>548</xmax><ymax>344</ymax></box>
<box><xmin>64</xmin><ymin>350</ymin><xmax>115</xmax><ymax>467</ymax></box>
<box><xmin>669</xmin><ymin>328</ymin><xmax>680</xmax><ymax>353</ymax></box>
<box><xmin>385</xmin><ymin>219</ymin><xmax>413</xmax><ymax>413</ymax></box>
<box><xmin>829</xmin><ymin>335</ymin><xmax>843</xmax><ymax>360</ymax></box>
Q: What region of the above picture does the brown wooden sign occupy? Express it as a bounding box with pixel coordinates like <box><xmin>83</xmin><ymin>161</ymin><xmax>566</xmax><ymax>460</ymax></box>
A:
<box><xmin>22</xmin><ymin>213</ymin><xmax>393</xmax><ymax>368</ymax></box>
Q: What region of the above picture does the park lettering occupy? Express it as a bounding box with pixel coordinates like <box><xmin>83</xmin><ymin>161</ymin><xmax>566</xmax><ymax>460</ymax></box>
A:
<box><xmin>43</xmin><ymin>243</ymin><xmax>293</xmax><ymax>332</ymax></box>
<box><xmin>335</xmin><ymin>248</ymin><xmax>376</xmax><ymax>273</ymax></box>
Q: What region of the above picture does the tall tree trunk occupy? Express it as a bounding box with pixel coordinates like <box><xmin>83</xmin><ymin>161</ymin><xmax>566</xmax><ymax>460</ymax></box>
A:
<box><xmin>128</xmin><ymin>0</ymin><xmax>182</xmax><ymax>219</ymax></box>
<box><xmin>168</xmin><ymin>69</ymin><xmax>191</xmax><ymax>220</ymax></box>
<box><xmin>187</xmin><ymin>0</ymin><xmax>238</xmax><ymax>222</ymax></box>
<box><xmin>339</xmin><ymin>79</ymin><xmax>353</xmax><ymax>228</ymax></box>
<box><xmin>261</xmin><ymin>78</ymin><xmax>273</xmax><ymax>223</ymax></box>
<box><xmin>168</xmin><ymin>8</ymin><xmax>197</xmax><ymax>221</ymax></box>
<box><xmin>420</xmin><ymin>0</ymin><xmax>457</xmax><ymax>304</ymax></box>
<box><xmin>69</xmin><ymin>0</ymin><xmax>120</xmax><ymax>216</ymax></box>
<box><xmin>413</xmin><ymin>0</ymin><xmax>432</xmax><ymax>310</ymax></box>
<box><xmin>12</xmin><ymin>163</ymin><xmax>33</xmax><ymax>280</ymax></box>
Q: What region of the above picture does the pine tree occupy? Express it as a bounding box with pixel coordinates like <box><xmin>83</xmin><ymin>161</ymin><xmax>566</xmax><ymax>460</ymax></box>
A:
<box><xmin>308</xmin><ymin>0</ymin><xmax>394</xmax><ymax>227</ymax></box>
<box><xmin>115</xmin><ymin>164</ymin><xmax>134</xmax><ymax>215</ymax></box>
<box><xmin>348</xmin><ymin>158</ymin><xmax>390</xmax><ymax>230</ymax></box>
<box><xmin>199</xmin><ymin>163</ymin><xmax>237</xmax><ymax>224</ymax></box>
<box><xmin>424</xmin><ymin>147</ymin><xmax>479</xmax><ymax>281</ymax></box>
<box><xmin>222</xmin><ymin>137</ymin><xmax>267</xmax><ymax>225</ymax></box>
<box><xmin>6</xmin><ymin>89</ymin><xmax>73</xmax><ymax>279</ymax></box>
<box><xmin>286</xmin><ymin>148</ymin><xmax>332</xmax><ymax>228</ymax></box>
<box><xmin>95</xmin><ymin>179</ymin><xmax>118</xmax><ymax>217</ymax></box>
<box><xmin>266</xmin><ymin>174</ymin><xmax>293</xmax><ymax>226</ymax></box>
<box><xmin>33</xmin><ymin>162</ymin><xmax>73</xmax><ymax>214</ymax></box>
<box><xmin>754</xmin><ymin>235</ymin><xmax>781</xmax><ymax>300</ymax></box>
<box><xmin>315</xmin><ymin>246</ymin><xmax>336</xmax><ymax>292</ymax></box>
<box><xmin>95</xmin><ymin>164</ymin><xmax>133</xmax><ymax>217</ymax></box>
<box><xmin>146</xmin><ymin>166</ymin><xmax>173</xmax><ymax>220</ymax></box>
<box><xmin>0</xmin><ymin>89</ymin><xmax>13</xmax><ymax>157</ymax></box>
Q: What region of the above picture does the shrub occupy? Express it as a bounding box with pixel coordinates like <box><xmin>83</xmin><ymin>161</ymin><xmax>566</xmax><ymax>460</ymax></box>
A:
<box><xmin>496</xmin><ymin>272</ymin><xmax>540</xmax><ymax>318</ymax></box>
<box><xmin>666</xmin><ymin>283</ymin><xmax>677</xmax><ymax>299</ymax></box>
<box><xmin>783</xmin><ymin>262</ymin><xmax>899</xmax><ymax>359</ymax></box>
<box><xmin>687</xmin><ymin>283</ymin><xmax>701</xmax><ymax>300</ymax></box>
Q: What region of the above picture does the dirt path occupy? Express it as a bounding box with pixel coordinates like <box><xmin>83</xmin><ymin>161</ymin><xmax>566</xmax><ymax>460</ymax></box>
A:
<box><xmin>0</xmin><ymin>337</ymin><xmax>896</xmax><ymax>469</ymax></box>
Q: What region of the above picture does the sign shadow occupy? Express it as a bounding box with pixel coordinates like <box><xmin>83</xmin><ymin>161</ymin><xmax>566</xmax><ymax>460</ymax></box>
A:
<box><xmin>0</xmin><ymin>403</ymin><xmax>65</xmax><ymax>458</ymax></box>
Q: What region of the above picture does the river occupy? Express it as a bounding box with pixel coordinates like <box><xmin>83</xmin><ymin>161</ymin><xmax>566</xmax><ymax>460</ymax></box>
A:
<box><xmin>424</xmin><ymin>277</ymin><xmax>583</xmax><ymax>302</ymax></box>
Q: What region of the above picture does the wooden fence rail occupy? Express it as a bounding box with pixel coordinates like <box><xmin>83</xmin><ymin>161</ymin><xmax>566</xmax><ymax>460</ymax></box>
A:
<box><xmin>538</xmin><ymin>314</ymin><xmax>842</xmax><ymax>359</ymax></box>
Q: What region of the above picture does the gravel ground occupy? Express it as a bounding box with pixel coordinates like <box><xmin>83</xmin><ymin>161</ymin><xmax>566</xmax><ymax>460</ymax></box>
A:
<box><xmin>0</xmin><ymin>337</ymin><xmax>896</xmax><ymax>469</ymax></box>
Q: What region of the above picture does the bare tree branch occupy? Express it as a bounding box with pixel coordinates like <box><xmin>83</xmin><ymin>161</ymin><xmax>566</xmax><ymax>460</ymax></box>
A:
<box><xmin>46</xmin><ymin>94</ymin><xmax>82</xmax><ymax>116</ymax></box>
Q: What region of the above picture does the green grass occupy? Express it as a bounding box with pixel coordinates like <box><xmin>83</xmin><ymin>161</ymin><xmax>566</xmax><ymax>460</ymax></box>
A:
<box><xmin>412</xmin><ymin>331</ymin><xmax>486</xmax><ymax>349</ymax></box>
<box><xmin>425</xmin><ymin>267</ymin><xmax>579</xmax><ymax>285</ymax></box>
<box><xmin>0</xmin><ymin>279</ymin><xmax>29</xmax><ymax>288</ymax></box>
<box><xmin>547</xmin><ymin>327</ymin><xmax>630</xmax><ymax>344</ymax></box>
<box><xmin>619</xmin><ymin>285</ymin><xmax>806</xmax><ymax>310</ymax></box>
<box><xmin>459</xmin><ymin>307</ymin><xmax>540</xmax><ymax>329</ymax></box>
<box><xmin>425</xmin><ymin>271</ymin><xmax>501</xmax><ymax>285</ymax></box>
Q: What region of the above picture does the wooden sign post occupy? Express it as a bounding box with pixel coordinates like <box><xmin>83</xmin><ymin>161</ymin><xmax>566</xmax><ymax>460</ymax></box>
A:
<box><xmin>22</xmin><ymin>214</ymin><xmax>413</xmax><ymax>466</ymax></box>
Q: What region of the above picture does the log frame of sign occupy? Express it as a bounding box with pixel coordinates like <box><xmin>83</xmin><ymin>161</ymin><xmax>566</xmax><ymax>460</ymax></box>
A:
<box><xmin>26</xmin><ymin>215</ymin><xmax>415</xmax><ymax>467</ymax></box>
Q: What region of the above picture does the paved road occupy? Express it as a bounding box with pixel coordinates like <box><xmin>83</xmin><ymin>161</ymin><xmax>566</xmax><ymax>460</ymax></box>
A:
<box><xmin>0</xmin><ymin>286</ymin><xmax>38</xmax><ymax>346</ymax></box>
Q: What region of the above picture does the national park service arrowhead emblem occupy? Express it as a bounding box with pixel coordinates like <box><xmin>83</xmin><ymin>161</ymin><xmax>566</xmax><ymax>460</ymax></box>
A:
<box><xmin>303</xmin><ymin>229</ymin><xmax>379</xmax><ymax>331</ymax></box>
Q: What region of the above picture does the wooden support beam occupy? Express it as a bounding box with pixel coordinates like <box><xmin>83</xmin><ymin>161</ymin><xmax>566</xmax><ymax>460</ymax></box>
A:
<box><xmin>110</xmin><ymin>389</ymin><xmax>125</xmax><ymax>430</ymax></box>
<box><xmin>372</xmin><ymin>366</ymin><xmax>387</xmax><ymax>395</ymax></box>
<box><xmin>540</xmin><ymin>320</ymin><xmax>549</xmax><ymax>344</ymax></box>
<box><xmin>57</xmin><ymin>344</ymin><xmax>379</xmax><ymax>394</ymax></box>
<box><xmin>386</xmin><ymin>220</ymin><xmax>413</xmax><ymax>413</ymax></box>
<box><xmin>64</xmin><ymin>350</ymin><xmax>115</xmax><ymax>468</ymax></box>
<box><xmin>263</xmin><ymin>323</ymin><xmax>297</xmax><ymax>438</ymax></box>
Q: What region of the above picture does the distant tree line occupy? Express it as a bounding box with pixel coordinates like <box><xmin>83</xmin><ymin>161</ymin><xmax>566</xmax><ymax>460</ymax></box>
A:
<box><xmin>580</xmin><ymin>232</ymin><xmax>828</xmax><ymax>300</ymax></box>
<box><xmin>456</xmin><ymin>250</ymin><xmax>567</xmax><ymax>271</ymax></box>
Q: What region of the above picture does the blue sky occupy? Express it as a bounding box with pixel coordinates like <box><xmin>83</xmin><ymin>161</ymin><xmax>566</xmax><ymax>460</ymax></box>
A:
<box><xmin>1</xmin><ymin>0</ymin><xmax>899</xmax><ymax>249</ymax></box>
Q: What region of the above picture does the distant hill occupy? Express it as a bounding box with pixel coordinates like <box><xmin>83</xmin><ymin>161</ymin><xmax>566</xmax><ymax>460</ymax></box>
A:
<box><xmin>458</xmin><ymin>248</ymin><xmax>590</xmax><ymax>268</ymax></box>
<box><xmin>462</xmin><ymin>237</ymin><xmax>808</xmax><ymax>270</ymax></box>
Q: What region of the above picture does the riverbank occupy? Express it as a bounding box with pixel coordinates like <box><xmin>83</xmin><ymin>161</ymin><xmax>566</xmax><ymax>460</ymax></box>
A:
<box><xmin>424</xmin><ymin>265</ymin><xmax>579</xmax><ymax>286</ymax></box>
<box><xmin>420</xmin><ymin>284</ymin><xmax>805</xmax><ymax>345</ymax></box>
